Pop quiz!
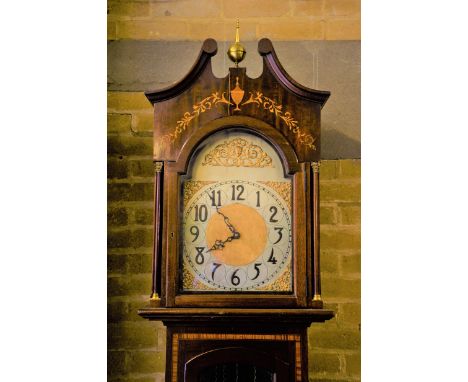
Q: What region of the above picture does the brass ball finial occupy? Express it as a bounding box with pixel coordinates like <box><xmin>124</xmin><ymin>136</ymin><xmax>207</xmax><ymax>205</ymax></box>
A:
<box><xmin>227</xmin><ymin>20</ymin><xmax>246</xmax><ymax>67</ymax></box>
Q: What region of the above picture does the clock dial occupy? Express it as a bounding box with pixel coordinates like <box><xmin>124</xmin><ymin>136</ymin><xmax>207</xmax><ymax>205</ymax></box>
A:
<box><xmin>180</xmin><ymin>130</ymin><xmax>293</xmax><ymax>292</ymax></box>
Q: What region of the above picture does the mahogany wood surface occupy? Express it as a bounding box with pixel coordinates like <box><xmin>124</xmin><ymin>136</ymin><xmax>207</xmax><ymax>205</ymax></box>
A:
<box><xmin>145</xmin><ymin>39</ymin><xmax>328</xmax><ymax>163</ymax></box>
<box><xmin>138</xmin><ymin>307</ymin><xmax>334</xmax><ymax>324</ymax></box>
<box><xmin>160</xmin><ymin>323</ymin><xmax>321</xmax><ymax>382</ymax></box>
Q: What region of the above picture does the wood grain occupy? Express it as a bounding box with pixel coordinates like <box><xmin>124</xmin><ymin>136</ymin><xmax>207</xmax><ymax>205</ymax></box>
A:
<box><xmin>145</xmin><ymin>39</ymin><xmax>329</xmax><ymax>163</ymax></box>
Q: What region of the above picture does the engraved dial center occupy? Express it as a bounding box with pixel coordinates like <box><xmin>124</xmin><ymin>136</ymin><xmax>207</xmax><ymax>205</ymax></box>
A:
<box><xmin>206</xmin><ymin>203</ymin><xmax>267</xmax><ymax>266</ymax></box>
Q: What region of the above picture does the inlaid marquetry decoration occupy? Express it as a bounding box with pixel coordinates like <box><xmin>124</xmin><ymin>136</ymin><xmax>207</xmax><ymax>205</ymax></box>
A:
<box><xmin>230</xmin><ymin>76</ymin><xmax>245</xmax><ymax>111</ymax></box>
<box><xmin>242</xmin><ymin>91</ymin><xmax>316</xmax><ymax>150</ymax></box>
<box><xmin>202</xmin><ymin>137</ymin><xmax>273</xmax><ymax>168</ymax></box>
<box><xmin>172</xmin><ymin>333</ymin><xmax>302</xmax><ymax>382</ymax></box>
<box><xmin>158</xmin><ymin>90</ymin><xmax>316</xmax><ymax>151</ymax></box>
<box><xmin>183</xmin><ymin>180</ymin><xmax>215</xmax><ymax>208</ymax></box>
<box><xmin>159</xmin><ymin>92</ymin><xmax>233</xmax><ymax>146</ymax></box>
<box><xmin>259</xmin><ymin>181</ymin><xmax>292</xmax><ymax>211</ymax></box>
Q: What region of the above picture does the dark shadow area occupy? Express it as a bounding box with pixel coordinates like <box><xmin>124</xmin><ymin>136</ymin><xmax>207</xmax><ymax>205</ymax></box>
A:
<box><xmin>199</xmin><ymin>363</ymin><xmax>274</xmax><ymax>382</ymax></box>
<box><xmin>108</xmin><ymin>40</ymin><xmax>361</xmax><ymax>159</ymax></box>
<box><xmin>322</xmin><ymin>126</ymin><xmax>361</xmax><ymax>159</ymax></box>
<box><xmin>107</xmin><ymin>40</ymin><xmax>199</xmax><ymax>91</ymax></box>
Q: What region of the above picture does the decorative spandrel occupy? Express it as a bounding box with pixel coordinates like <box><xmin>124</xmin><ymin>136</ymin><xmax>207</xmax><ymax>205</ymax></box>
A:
<box><xmin>201</xmin><ymin>137</ymin><xmax>273</xmax><ymax>168</ymax></box>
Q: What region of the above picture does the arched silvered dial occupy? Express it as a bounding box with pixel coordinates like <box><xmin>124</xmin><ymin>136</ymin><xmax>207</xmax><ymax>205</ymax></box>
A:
<box><xmin>180</xmin><ymin>130</ymin><xmax>293</xmax><ymax>293</ymax></box>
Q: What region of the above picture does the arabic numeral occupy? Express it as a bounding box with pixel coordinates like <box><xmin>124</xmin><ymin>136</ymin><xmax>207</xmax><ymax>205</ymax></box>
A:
<box><xmin>269</xmin><ymin>206</ymin><xmax>278</xmax><ymax>222</ymax></box>
<box><xmin>211</xmin><ymin>263</ymin><xmax>222</xmax><ymax>280</ymax></box>
<box><xmin>231</xmin><ymin>269</ymin><xmax>241</xmax><ymax>286</ymax></box>
<box><xmin>195</xmin><ymin>247</ymin><xmax>205</xmax><ymax>265</ymax></box>
<box><xmin>273</xmin><ymin>227</ymin><xmax>283</xmax><ymax>244</ymax></box>
<box><xmin>267</xmin><ymin>248</ymin><xmax>278</xmax><ymax>265</ymax></box>
<box><xmin>194</xmin><ymin>204</ymin><xmax>208</xmax><ymax>222</ymax></box>
<box><xmin>231</xmin><ymin>184</ymin><xmax>245</xmax><ymax>201</ymax></box>
<box><xmin>208</xmin><ymin>190</ymin><xmax>221</xmax><ymax>207</ymax></box>
<box><xmin>251</xmin><ymin>263</ymin><xmax>262</xmax><ymax>280</ymax></box>
<box><xmin>190</xmin><ymin>226</ymin><xmax>199</xmax><ymax>242</ymax></box>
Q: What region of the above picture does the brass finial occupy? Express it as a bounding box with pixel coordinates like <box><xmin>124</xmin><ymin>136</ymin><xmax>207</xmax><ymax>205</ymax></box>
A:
<box><xmin>227</xmin><ymin>20</ymin><xmax>246</xmax><ymax>67</ymax></box>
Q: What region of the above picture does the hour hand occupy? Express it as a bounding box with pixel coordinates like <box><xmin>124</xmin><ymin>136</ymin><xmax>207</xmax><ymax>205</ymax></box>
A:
<box><xmin>207</xmin><ymin>235</ymin><xmax>235</xmax><ymax>252</ymax></box>
<box><xmin>207</xmin><ymin>239</ymin><xmax>225</xmax><ymax>252</ymax></box>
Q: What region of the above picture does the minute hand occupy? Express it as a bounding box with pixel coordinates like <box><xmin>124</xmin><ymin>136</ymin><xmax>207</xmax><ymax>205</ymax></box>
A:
<box><xmin>215</xmin><ymin>206</ymin><xmax>240</xmax><ymax>239</ymax></box>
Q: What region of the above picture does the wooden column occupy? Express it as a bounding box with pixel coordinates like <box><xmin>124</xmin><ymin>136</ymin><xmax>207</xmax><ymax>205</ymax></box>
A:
<box><xmin>151</xmin><ymin>161</ymin><xmax>164</xmax><ymax>304</ymax></box>
<box><xmin>311</xmin><ymin>162</ymin><xmax>323</xmax><ymax>308</ymax></box>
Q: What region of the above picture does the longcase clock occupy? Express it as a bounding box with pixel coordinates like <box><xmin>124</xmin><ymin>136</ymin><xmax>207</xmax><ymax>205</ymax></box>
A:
<box><xmin>138</xmin><ymin>31</ymin><xmax>334</xmax><ymax>382</ymax></box>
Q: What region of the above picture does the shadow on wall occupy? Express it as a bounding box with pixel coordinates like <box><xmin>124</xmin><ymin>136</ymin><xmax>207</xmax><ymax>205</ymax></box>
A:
<box><xmin>322</xmin><ymin>127</ymin><xmax>361</xmax><ymax>160</ymax></box>
<box><xmin>107</xmin><ymin>40</ymin><xmax>361</xmax><ymax>159</ymax></box>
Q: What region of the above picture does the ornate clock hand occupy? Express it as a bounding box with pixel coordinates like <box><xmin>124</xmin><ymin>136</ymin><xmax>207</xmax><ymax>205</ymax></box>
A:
<box><xmin>207</xmin><ymin>234</ymin><xmax>236</xmax><ymax>252</ymax></box>
<box><xmin>214</xmin><ymin>206</ymin><xmax>241</xmax><ymax>239</ymax></box>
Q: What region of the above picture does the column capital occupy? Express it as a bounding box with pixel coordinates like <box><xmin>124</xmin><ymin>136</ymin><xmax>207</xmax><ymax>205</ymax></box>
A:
<box><xmin>154</xmin><ymin>161</ymin><xmax>164</xmax><ymax>173</ymax></box>
<box><xmin>311</xmin><ymin>161</ymin><xmax>320</xmax><ymax>173</ymax></box>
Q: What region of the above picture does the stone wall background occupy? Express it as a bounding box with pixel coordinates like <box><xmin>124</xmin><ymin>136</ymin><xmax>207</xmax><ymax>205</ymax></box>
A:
<box><xmin>108</xmin><ymin>1</ymin><xmax>361</xmax><ymax>381</ymax></box>
<box><xmin>107</xmin><ymin>0</ymin><xmax>360</xmax><ymax>41</ymax></box>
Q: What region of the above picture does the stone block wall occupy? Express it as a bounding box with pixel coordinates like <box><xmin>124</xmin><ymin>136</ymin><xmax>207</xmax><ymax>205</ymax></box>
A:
<box><xmin>108</xmin><ymin>0</ymin><xmax>360</xmax><ymax>41</ymax></box>
<box><xmin>108</xmin><ymin>1</ymin><xmax>360</xmax><ymax>380</ymax></box>
<box><xmin>108</xmin><ymin>92</ymin><xmax>165</xmax><ymax>381</ymax></box>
